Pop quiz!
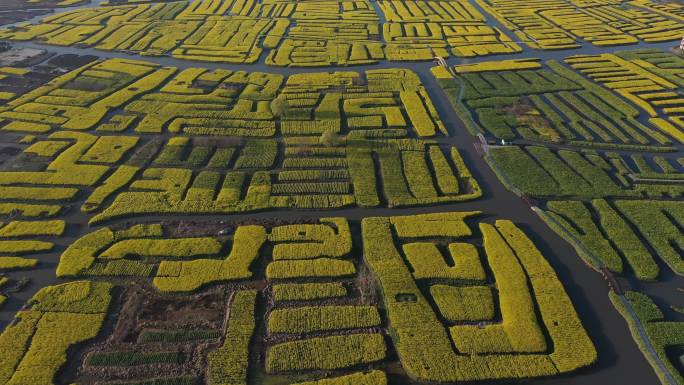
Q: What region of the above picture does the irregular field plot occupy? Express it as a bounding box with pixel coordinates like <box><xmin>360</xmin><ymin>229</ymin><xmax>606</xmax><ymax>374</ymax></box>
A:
<box><xmin>376</xmin><ymin>0</ymin><xmax>521</xmax><ymax>59</ymax></box>
<box><xmin>0</xmin><ymin>213</ymin><xmax>596</xmax><ymax>384</ymax></box>
<box><xmin>435</xmin><ymin>50</ymin><xmax>684</xmax><ymax>149</ymax></box>
<box><xmin>0</xmin><ymin>0</ymin><xmax>518</xmax><ymax>65</ymax></box>
<box><xmin>566</xmin><ymin>49</ymin><xmax>684</xmax><ymax>144</ymax></box>
<box><xmin>610</xmin><ymin>291</ymin><xmax>684</xmax><ymax>385</ymax></box>
<box><xmin>541</xmin><ymin>199</ymin><xmax>683</xmax><ymax>280</ymax></box>
<box><xmin>432</xmin><ymin>49</ymin><xmax>684</xmax><ymax>383</ymax></box>
<box><xmin>0</xmin><ymin>0</ymin><xmax>89</xmax><ymax>26</ymax></box>
<box><xmin>477</xmin><ymin>0</ymin><xmax>684</xmax><ymax>49</ymax></box>
<box><xmin>2</xmin><ymin>0</ymin><xmax>683</xmax><ymax>64</ymax></box>
<box><xmin>0</xmin><ymin>59</ymin><xmax>481</xmax><ymax>223</ymax></box>
<box><xmin>433</xmin><ymin>52</ymin><xmax>684</xmax><ymax>283</ymax></box>
<box><xmin>0</xmin><ymin>3</ymin><xmax>679</xmax><ymax>382</ymax></box>
<box><xmin>362</xmin><ymin>213</ymin><xmax>596</xmax><ymax>382</ymax></box>
<box><xmin>486</xmin><ymin>145</ymin><xmax>684</xmax><ymax>199</ymax></box>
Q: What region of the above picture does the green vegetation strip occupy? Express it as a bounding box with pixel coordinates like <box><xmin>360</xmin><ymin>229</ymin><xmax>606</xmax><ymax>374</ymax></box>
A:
<box><xmin>609</xmin><ymin>291</ymin><xmax>683</xmax><ymax>385</ymax></box>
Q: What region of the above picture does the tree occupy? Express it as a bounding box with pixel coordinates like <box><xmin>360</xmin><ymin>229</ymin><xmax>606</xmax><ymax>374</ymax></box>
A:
<box><xmin>270</xmin><ymin>97</ymin><xmax>289</xmax><ymax>117</ymax></box>
<box><xmin>319</xmin><ymin>128</ymin><xmax>344</xmax><ymax>146</ymax></box>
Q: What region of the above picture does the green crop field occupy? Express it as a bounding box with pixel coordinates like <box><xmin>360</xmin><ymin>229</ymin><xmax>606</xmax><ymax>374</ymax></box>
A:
<box><xmin>0</xmin><ymin>0</ymin><xmax>682</xmax><ymax>384</ymax></box>
<box><xmin>436</xmin><ymin>47</ymin><xmax>684</xmax><ymax>385</ymax></box>
<box><xmin>436</xmin><ymin>51</ymin><xmax>683</xmax><ymax>148</ymax></box>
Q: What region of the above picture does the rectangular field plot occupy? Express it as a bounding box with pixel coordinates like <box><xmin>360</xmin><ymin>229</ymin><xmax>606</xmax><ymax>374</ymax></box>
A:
<box><xmin>0</xmin><ymin>219</ymin><xmax>65</xmax><ymax>274</ymax></box>
<box><xmin>2</xmin><ymin>212</ymin><xmax>595</xmax><ymax>384</ymax></box>
<box><xmin>435</xmin><ymin>50</ymin><xmax>683</xmax><ymax>149</ymax></box>
<box><xmin>0</xmin><ymin>219</ymin><xmax>66</xmax><ymax>307</ymax></box>
<box><xmin>477</xmin><ymin>0</ymin><xmax>684</xmax><ymax>49</ymax></box>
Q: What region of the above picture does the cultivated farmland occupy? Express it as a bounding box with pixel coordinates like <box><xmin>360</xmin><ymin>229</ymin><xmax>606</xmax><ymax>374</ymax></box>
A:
<box><xmin>0</xmin><ymin>0</ymin><xmax>682</xmax><ymax>64</ymax></box>
<box><xmin>0</xmin><ymin>0</ymin><xmax>682</xmax><ymax>384</ymax></box>
<box><xmin>437</xmin><ymin>47</ymin><xmax>684</xmax><ymax>385</ymax></box>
